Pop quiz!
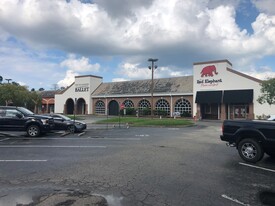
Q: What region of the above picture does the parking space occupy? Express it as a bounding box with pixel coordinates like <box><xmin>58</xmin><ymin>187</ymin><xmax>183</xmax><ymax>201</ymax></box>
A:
<box><xmin>0</xmin><ymin>124</ymin><xmax>274</xmax><ymax>206</ymax></box>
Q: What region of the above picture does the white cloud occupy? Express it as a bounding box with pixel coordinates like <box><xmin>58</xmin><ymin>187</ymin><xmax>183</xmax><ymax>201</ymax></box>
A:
<box><xmin>0</xmin><ymin>0</ymin><xmax>265</xmax><ymax>59</ymax></box>
<box><xmin>0</xmin><ymin>0</ymin><xmax>274</xmax><ymax>87</ymax></box>
<box><xmin>244</xmin><ymin>71</ymin><xmax>275</xmax><ymax>80</ymax></box>
<box><xmin>112</xmin><ymin>78</ymin><xmax>128</xmax><ymax>82</ymax></box>
<box><xmin>251</xmin><ymin>14</ymin><xmax>275</xmax><ymax>49</ymax></box>
<box><xmin>58</xmin><ymin>55</ymin><xmax>100</xmax><ymax>87</ymax></box>
<box><xmin>0</xmin><ymin>41</ymin><xmax>63</xmax><ymax>89</ymax></box>
<box><xmin>240</xmin><ymin>65</ymin><xmax>275</xmax><ymax>80</ymax></box>
<box><xmin>57</xmin><ymin>70</ymin><xmax>79</xmax><ymax>88</ymax></box>
<box><xmin>205</xmin><ymin>5</ymin><xmax>246</xmax><ymax>40</ymax></box>
<box><xmin>117</xmin><ymin>63</ymin><xmax>151</xmax><ymax>79</ymax></box>
<box><xmin>157</xmin><ymin>67</ymin><xmax>189</xmax><ymax>78</ymax></box>
<box><xmin>116</xmin><ymin>62</ymin><xmax>190</xmax><ymax>81</ymax></box>
<box><xmin>60</xmin><ymin>54</ymin><xmax>100</xmax><ymax>72</ymax></box>
<box><xmin>252</xmin><ymin>0</ymin><xmax>275</xmax><ymax>15</ymax></box>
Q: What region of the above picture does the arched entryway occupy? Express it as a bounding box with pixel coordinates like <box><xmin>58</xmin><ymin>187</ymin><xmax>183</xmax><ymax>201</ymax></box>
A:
<box><xmin>76</xmin><ymin>98</ymin><xmax>86</xmax><ymax>115</ymax></box>
<box><xmin>66</xmin><ymin>98</ymin><xmax>74</xmax><ymax>114</ymax></box>
<box><xmin>108</xmin><ymin>100</ymin><xmax>119</xmax><ymax>115</ymax></box>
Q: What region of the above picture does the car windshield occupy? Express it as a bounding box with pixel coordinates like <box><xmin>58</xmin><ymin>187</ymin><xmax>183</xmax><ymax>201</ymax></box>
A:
<box><xmin>17</xmin><ymin>107</ymin><xmax>34</xmax><ymax>115</ymax></box>
<box><xmin>57</xmin><ymin>114</ymin><xmax>72</xmax><ymax>121</ymax></box>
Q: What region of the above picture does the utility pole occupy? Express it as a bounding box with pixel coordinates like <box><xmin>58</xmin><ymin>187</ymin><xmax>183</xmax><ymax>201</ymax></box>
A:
<box><xmin>148</xmin><ymin>58</ymin><xmax>158</xmax><ymax>118</ymax></box>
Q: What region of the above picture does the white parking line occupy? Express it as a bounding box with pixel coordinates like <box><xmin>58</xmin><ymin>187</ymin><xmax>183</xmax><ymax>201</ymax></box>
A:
<box><xmin>239</xmin><ymin>162</ymin><xmax>275</xmax><ymax>173</ymax></box>
<box><xmin>0</xmin><ymin>160</ymin><xmax>47</xmax><ymax>162</ymax></box>
<box><xmin>221</xmin><ymin>194</ymin><xmax>250</xmax><ymax>206</ymax></box>
<box><xmin>0</xmin><ymin>138</ymin><xmax>10</xmax><ymax>142</ymax></box>
<box><xmin>103</xmin><ymin>137</ymin><xmax>141</xmax><ymax>140</ymax></box>
<box><xmin>78</xmin><ymin>132</ymin><xmax>86</xmax><ymax>137</ymax></box>
<box><xmin>0</xmin><ymin>145</ymin><xmax>107</xmax><ymax>148</ymax></box>
<box><xmin>7</xmin><ymin>137</ymin><xmax>140</xmax><ymax>140</ymax></box>
<box><xmin>135</xmin><ymin>134</ymin><xmax>149</xmax><ymax>137</ymax></box>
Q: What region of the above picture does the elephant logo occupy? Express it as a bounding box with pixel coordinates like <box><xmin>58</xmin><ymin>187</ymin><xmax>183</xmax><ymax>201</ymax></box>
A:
<box><xmin>200</xmin><ymin>65</ymin><xmax>218</xmax><ymax>77</ymax></box>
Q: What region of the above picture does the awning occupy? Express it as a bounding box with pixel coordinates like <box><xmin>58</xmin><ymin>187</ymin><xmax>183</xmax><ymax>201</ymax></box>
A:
<box><xmin>195</xmin><ymin>91</ymin><xmax>223</xmax><ymax>104</ymax></box>
<box><xmin>223</xmin><ymin>89</ymin><xmax>253</xmax><ymax>104</ymax></box>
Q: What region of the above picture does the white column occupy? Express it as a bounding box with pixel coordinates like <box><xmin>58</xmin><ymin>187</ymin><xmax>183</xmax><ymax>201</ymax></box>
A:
<box><xmin>170</xmin><ymin>95</ymin><xmax>173</xmax><ymax>117</ymax></box>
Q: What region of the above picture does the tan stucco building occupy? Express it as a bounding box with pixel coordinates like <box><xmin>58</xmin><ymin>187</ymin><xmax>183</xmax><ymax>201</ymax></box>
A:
<box><xmin>54</xmin><ymin>59</ymin><xmax>275</xmax><ymax>120</ymax></box>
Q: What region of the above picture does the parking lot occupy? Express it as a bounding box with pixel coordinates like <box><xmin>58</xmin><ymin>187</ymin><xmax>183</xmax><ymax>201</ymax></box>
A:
<box><xmin>0</xmin><ymin>121</ymin><xmax>275</xmax><ymax>206</ymax></box>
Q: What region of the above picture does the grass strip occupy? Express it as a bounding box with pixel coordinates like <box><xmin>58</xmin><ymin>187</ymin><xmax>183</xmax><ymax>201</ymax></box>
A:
<box><xmin>96</xmin><ymin>117</ymin><xmax>194</xmax><ymax>127</ymax></box>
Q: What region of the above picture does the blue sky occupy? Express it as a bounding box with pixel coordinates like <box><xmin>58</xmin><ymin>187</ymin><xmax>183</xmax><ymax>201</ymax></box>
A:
<box><xmin>0</xmin><ymin>0</ymin><xmax>274</xmax><ymax>90</ymax></box>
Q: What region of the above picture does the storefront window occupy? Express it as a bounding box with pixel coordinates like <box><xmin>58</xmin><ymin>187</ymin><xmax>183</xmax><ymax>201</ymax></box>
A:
<box><xmin>123</xmin><ymin>100</ymin><xmax>134</xmax><ymax>108</ymax></box>
<box><xmin>174</xmin><ymin>98</ymin><xmax>192</xmax><ymax>115</ymax></box>
<box><xmin>155</xmin><ymin>99</ymin><xmax>170</xmax><ymax>115</ymax></box>
<box><xmin>138</xmin><ymin>99</ymin><xmax>151</xmax><ymax>109</ymax></box>
<box><xmin>95</xmin><ymin>100</ymin><xmax>105</xmax><ymax>114</ymax></box>
<box><xmin>231</xmin><ymin>104</ymin><xmax>249</xmax><ymax>119</ymax></box>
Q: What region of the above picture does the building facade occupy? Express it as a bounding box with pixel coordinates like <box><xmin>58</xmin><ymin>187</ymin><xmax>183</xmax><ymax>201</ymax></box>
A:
<box><xmin>40</xmin><ymin>90</ymin><xmax>57</xmax><ymax>114</ymax></box>
<box><xmin>193</xmin><ymin>60</ymin><xmax>275</xmax><ymax>120</ymax></box>
<box><xmin>55</xmin><ymin>75</ymin><xmax>103</xmax><ymax>115</ymax></box>
<box><xmin>54</xmin><ymin>60</ymin><xmax>275</xmax><ymax>120</ymax></box>
<box><xmin>91</xmin><ymin>76</ymin><xmax>193</xmax><ymax>117</ymax></box>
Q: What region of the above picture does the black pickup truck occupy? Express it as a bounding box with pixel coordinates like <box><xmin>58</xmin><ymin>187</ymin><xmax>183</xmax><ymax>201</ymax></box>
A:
<box><xmin>220</xmin><ymin>120</ymin><xmax>275</xmax><ymax>163</ymax></box>
<box><xmin>0</xmin><ymin>106</ymin><xmax>54</xmax><ymax>137</ymax></box>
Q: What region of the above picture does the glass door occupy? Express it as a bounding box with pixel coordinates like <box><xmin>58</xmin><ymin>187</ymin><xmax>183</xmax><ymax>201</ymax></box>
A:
<box><xmin>233</xmin><ymin>105</ymin><xmax>248</xmax><ymax>119</ymax></box>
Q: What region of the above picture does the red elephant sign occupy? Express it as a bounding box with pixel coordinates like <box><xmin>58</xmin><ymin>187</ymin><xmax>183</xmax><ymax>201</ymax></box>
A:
<box><xmin>201</xmin><ymin>65</ymin><xmax>218</xmax><ymax>77</ymax></box>
<box><xmin>197</xmin><ymin>65</ymin><xmax>222</xmax><ymax>87</ymax></box>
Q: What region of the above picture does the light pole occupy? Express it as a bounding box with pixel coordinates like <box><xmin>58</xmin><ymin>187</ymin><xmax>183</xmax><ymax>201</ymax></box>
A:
<box><xmin>74</xmin><ymin>98</ymin><xmax>77</xmax><ymax>129</ymax></box>
<box><xmin>148</xmin><ymin>58</ymin><xmax>158</xmax><ymax>118</ymax></box>
<box><xmin>5</xmin><ymin>78</ymin><xmax>12</xmax><ymax>83</ymax></box>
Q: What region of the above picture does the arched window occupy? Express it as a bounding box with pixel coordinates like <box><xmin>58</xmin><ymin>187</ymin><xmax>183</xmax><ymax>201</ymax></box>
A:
<box><xmin>174</xmin><ymin>98</ymin><xmax>192</xmax><ymax>115</ymax></box>
<box><xmin>155</xmin><ymin>99</ymin><xmax>170</xmax><ymax>115</ymax></box>
<box><xmin>123</xmin><ymin>100</ymin><xmax>134</xmax><ymax>108</ymax></box>
<box><xmin>138</xmin><ymin>99</ymin><xmax>151</xmax><ymax>110</ymax></box>
<box><xmin>95</xmin><ymin>100</ymin><xmax>105</xmax><ymax>114</ymax></box>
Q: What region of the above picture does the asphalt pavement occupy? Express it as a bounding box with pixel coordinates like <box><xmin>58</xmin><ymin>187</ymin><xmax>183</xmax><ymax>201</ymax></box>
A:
<box><xmin>0</xmin><ymin>117</ymin><xmax>274</xmax><ymax>206</ymax></box>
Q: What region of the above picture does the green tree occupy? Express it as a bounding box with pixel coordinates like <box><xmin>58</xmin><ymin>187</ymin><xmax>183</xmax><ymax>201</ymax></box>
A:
<box><xmin>257</xmin><ymin>78</ymin><xmax>275</xmax><ymax>105</ymax></box>
<box><xmin>28</xmin><ymin>91</ymin><xmax>42</xmax><ymax>113</ymax></box>
<box><xmin>0</xmin><ymin>83</ymin><xmax>29</xmax><ymax>106</ymax></box>
<box><xmin>12</xmin><ymin>81</ymin><xmax>19</xmax><ymax>86</ymax></box>
<box><xmin>0</xmin><ymin>84</ymin><xmax>42</xmax><ymax>112</ymax></box>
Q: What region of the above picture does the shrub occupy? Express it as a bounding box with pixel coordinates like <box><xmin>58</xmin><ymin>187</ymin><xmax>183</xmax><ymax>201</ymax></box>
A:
<box><xmin>140</xmin><ymin>108</ymin><xmax>151</xmax><ymax>116</ymax></box>
<box><xmin>154</xmin><ymin>109</ymin><xmax>167</xmax><ymax>116</ymax></box>
<box><xmin>181</xmin><ymin>111</ymin><xmax>192</xmax><ymax>117</ymax></box>
<box><xmin>126</xmin><ymin>107</ymin><xmax>136</xmax><ymax>115</ymax></box>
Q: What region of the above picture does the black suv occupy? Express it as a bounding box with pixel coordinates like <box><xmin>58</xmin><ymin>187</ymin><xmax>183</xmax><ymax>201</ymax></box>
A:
<box><xmin>0</xmin><ymin>106</ymin><xmax>54</xmax><ymax>137</ymax></box>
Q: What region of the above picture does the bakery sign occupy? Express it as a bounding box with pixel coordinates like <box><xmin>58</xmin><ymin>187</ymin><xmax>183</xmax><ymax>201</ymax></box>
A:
<box><xmin>196</xmin><ymin>65</ymin><xmax>222</xmax><ymax>87</ymax></box>
<box><xmin>75</xmin><ymin>83</ymin><xmax>89</xmax><ymax>92</ymax></box>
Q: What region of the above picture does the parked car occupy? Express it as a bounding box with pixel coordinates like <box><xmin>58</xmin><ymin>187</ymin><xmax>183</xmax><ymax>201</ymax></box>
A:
<box><xmin>0</xmin><ymin>106</ymin><xmax>54</xmax><ymax>137</ymax></box>
<box><xmin>220</xmin><ymin>119</ymin><xmax>275</xmax><ymax>163</ymax></box>
<box><xmin>267</xmin><ymin>115</ymin><xmax>275</xmax><ymax>121</ymax></box>
<box><xmin>44</xmin><ymin>114</ymin><xmax>86</xmax><ymax>133</ymax></box>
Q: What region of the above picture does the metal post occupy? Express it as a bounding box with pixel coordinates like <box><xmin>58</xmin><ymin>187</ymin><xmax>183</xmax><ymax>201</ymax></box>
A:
<box><xmin>74</xmin><ymin>98</ymin><xmax>77</xmax><ymax>133</ymax></box>
<box><xmin>118</xmin><ymin>102</ymin><xmax>121</xmax><ymax>128</ymax></box>
<box><xmin>148</xmin><ymin>58</ymin><xmax>158</xmax><ymax>118</ymax></box>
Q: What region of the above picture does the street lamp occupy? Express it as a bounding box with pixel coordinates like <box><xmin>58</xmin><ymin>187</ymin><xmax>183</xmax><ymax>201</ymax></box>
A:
<box><xmin>5</xmin><ymin>78</ymin><xmax>12</xmax><ymax>83</ymax></box>
<box><xmin>74</xmin><ymin>98</ymin><xmax>77</xmax><ymax>131</ymax></box>
<box><xmin>148</xmin><ymin>58</ymin><xmax>158</xmax><ymax>118</ymax></box>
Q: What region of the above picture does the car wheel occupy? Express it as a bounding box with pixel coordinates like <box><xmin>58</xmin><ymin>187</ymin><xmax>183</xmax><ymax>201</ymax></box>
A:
<box><xmin>67</xmin><ymin>125</ymin><xmax>75</xmax><ymax>133</ymax></box>
<box><xmin>238</xmin><ymin>138</ymin><xmax>264</xmax><ymax>163</ymax></box>
<box><xmin>27</xmin><ymin>125</ymin><xmax>40</xmax><ymax>137</ymax></box>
